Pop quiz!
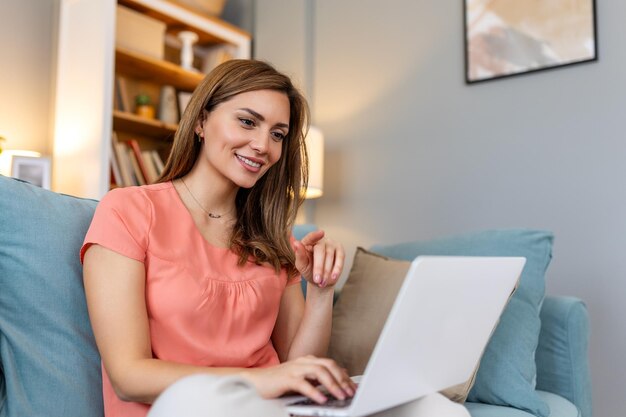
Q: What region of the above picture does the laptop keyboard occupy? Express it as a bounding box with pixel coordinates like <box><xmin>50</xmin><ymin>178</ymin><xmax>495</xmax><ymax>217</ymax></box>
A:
<box><xmin>290</xmin><ymin>395</ymin><xmax>353</xmax><ymax>408</ymax></box>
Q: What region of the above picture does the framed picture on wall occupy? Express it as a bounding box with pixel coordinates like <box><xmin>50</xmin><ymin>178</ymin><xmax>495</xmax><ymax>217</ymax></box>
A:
<box><xmin>11</xmin><ymin>155</ymin><xmax>52</xmax><ymax>189</ymax></box>
<box><xmin>464</xmin><ymin>0</ymin><xmax>598</xmax><ymax>84</ymax></box>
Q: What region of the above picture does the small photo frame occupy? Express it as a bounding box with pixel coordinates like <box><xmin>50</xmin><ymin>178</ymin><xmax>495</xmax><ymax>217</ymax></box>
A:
<box><xmin>464</xmin><ymin>0</ymin><xmax>598</xmax><ymax>83</ymax></box>
<box><xmin>11</xmin><ymin>155</ymin><xmax>52</xmax><ymax>189</ymax></box>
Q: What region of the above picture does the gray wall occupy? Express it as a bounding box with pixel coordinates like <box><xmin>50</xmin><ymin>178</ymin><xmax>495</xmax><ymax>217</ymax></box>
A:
<box><xmin>256</xmin><ymin>1</ymin><xmax>626</xmax><ymax>416</ymax></box>
<box><xmin>0</xmin><ymin>0</ymin><xmax>59</xmax><ymax>154</ymax></box>
<box><xmin>221</xmin><ymin>0</ymin><xmax>255</xmax><ymax>36</ymax></box>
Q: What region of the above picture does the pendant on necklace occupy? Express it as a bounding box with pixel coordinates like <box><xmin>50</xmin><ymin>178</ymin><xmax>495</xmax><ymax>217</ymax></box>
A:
<box><xmin>208</xmin><ymin>213</ymin><xmax>222</xmax><ymax>219</ymax></box>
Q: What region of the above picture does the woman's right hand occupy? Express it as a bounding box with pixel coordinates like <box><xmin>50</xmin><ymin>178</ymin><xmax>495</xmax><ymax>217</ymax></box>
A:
<box><xmin>241</xmin><ymin>355</ymin><xmax>357</xmax><ymax>403</ymax></box>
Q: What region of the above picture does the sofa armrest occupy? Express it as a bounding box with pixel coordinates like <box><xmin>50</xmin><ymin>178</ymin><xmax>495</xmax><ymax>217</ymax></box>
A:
<box><xmin>536</xmin><ymin>295</ymin><xmax>592</xmax><ymax>417</ymax></box>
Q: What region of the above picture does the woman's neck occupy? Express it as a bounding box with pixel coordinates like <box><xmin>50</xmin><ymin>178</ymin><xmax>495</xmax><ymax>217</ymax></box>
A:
<box><xmin>179</xmin><ymin>167</ymin><xmax>238</xmax><ymax>218</ymax></box>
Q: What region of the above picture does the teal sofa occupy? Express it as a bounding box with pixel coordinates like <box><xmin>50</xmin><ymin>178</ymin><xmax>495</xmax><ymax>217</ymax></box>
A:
<box><xmin>0</xmin><ymin>175</ymin><xmax>591</xmax><ymax>417</ymax></box>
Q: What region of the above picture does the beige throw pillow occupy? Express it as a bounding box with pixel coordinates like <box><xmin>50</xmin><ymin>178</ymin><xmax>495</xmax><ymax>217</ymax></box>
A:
<box><xmin>328</xmin><ymin>247</ymin><xmax>480</xmax><ymax>403</ymax></box>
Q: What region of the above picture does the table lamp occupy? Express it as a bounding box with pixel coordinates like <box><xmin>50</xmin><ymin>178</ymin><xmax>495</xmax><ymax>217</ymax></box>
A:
<box><xmin>304</xmin><ymin>126</ymin><xmax>324</xmax><ymax>199</ymax></box>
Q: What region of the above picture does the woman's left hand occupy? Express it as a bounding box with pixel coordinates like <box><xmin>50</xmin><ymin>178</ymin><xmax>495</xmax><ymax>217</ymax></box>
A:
<box><xmin>292</xmin><ymin>230</ymin><xmax>344</xmax><ymax>289</ymax></box>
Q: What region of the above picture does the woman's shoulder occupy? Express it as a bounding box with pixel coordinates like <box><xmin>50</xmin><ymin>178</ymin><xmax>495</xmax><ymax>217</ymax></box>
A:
<box><xmin>103</xmin><ymin>182</ymin><xmax>173</xmax><ymax>204</ymax></box>
<box><xmin>95</xmin><ymin>183</ymin><xmax>174</xmax><ymax>223</ymax></box>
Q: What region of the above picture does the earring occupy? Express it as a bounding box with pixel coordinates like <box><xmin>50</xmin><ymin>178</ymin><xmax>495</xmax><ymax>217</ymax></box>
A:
<box><xmin>195</xmin><ymin>132</ymin><xmax>202</xmax><ymax>143</ymax></box>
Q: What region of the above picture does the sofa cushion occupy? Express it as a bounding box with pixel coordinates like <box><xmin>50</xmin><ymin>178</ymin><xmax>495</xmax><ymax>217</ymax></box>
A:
<box><xmin>466</xmin><ymin>401</ymin><xmax>539</xmax><ymax>417</ymax></box>
<box><xmin>0</xmin><ymin>175</ymin><xmax>102</xmax><ymax>417</ymax></box>
<box><xmin>328</xmin><ymin>248</ymin><xmax>410</xmax><ymax>375</ymax></box>
<box><xmin>328</xmin><ymin>247</ymin><xmax>480</xmax><ymax>403</ymax></box>
<box><xmin>466</xmin><ymin>391</ymin><xmax>580</xmax><ymax>417</ymax></box>
<box><xmin>371</xmin><ymin>229</ymin><xmax>553</xmax><ymax>417</ymax></box>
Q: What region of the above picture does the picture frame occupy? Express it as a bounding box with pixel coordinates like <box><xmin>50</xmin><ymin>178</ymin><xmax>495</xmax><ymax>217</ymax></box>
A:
<box><xmin>11</xmin><ymin>155</ymin><xmax>52</xmax><ymax>189</ymax></box>
<box><xmin>464</xmin><ymin>0</ymin><xmax>598</xmax><ymax>84</ymax></box>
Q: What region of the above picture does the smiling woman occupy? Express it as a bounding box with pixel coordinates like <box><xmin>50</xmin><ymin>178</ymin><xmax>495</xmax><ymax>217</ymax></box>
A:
<box><xmin>158</xmin><ymin>60</ymin><xmax>311</xmax><ymax>272</ymax></box>
<box><xmin>80</xmin><ymin>59</ymin><xmax>352</xmax><ymax>417</ymax></box>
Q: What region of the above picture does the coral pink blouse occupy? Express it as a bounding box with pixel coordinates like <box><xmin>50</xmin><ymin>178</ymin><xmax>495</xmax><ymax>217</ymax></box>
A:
<box><xmin>81</xmin><ymin>182</ymin><xmax>300</xmax><ymax>417</ymax></box>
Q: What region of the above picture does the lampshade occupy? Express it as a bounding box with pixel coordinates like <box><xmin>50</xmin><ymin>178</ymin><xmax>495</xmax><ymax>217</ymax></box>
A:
<box><xmin>304</xmin><ymin>126</ymin><xmax>324</xmax><ymax>199</ymax></box>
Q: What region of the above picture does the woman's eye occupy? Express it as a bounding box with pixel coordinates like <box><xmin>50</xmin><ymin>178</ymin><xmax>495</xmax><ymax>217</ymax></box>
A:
<box><xmin>272</xmin><ymin>132</ymin><xmax>286</xmax><ymax>141</ymax></box>
<box><xmin>239</xmin><ymin>118</ymin><xmax>255</xmax><ymax>127</ymax></box>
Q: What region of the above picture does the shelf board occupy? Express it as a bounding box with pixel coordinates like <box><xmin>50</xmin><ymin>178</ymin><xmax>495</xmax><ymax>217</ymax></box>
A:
<box><xmin>115</xmin><ymin>47</ymin><xmax>204</xmax><ymax>91</ymax></box>
<box><xmin>118</xmin><ymin>0</ymin><xmax>251</xmax><ymax>46</ymax></box>
<box><xmin>113</xmin><ymin>110</ymin><xmax>177</xmax><ymax>139</ymax></box>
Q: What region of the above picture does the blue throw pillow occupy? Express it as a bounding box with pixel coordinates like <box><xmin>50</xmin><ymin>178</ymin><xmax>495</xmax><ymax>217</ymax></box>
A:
<box><xmin>371</xmin><ymin>229</ymin><xmax>553</xmax><ymax>417</ymax></box>
<box><xmin>0</xmin><ymin>176</ymin><xmax>102</xmax><ymax>417</ymax></box>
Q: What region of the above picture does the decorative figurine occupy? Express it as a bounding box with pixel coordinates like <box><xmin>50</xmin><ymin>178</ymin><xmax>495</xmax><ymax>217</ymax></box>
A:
<box><xmin>158</xmin><ymin>85</ymin><xmax>179</xmax><ymax>124</ymax></box>
<box><xmin>178</xmin><ymin>30</ymin><xmax>199</xmax><ymax>71</ymax></box>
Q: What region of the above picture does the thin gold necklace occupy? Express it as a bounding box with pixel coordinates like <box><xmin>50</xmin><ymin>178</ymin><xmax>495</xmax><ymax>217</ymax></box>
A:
<box><xmin>180</xmin><ymin>178</ymin><xmax>233</xmax><ymax>219</ymax></box>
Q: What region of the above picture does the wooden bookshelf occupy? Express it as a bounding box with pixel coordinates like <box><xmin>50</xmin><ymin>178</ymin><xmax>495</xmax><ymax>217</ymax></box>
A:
<box><xmin>109</xmin><ymin>2</ymin><xmax>251</xmax><ymax>191</ymax></box>
<box><xmin>52</xmin><ymin>0</ymin><xmax>250</xmax><ymax>196</ymax></box>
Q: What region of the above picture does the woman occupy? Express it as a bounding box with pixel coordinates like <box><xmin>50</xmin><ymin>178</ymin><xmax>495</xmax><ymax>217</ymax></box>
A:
<box><xmin>82</xmin><ymin>59</ymin><xmax>469</xmax><ymax>417</ymax></box>
<box><xmin>82</xmin><ymin>59</ymin><xmax>353</xmax><ymax>417</ymax></box>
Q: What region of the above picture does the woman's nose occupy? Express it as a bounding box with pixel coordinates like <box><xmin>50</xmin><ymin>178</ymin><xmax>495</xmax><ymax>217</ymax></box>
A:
<box><xmin>249</xmin><ymin>132</ymin><xmax>269</xmax><ymax>153</ymax></box>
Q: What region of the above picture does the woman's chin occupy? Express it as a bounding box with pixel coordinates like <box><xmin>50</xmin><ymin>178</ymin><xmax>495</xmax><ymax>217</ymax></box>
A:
<box><xmin>230</xmin><ymin>171</ymin><xmax>269</xmax><ymax>189</ymax></box>
<box><xmin>232</xmin><ymin>177</ymin><xmax>261</xmax><ymax>190</ymax></box>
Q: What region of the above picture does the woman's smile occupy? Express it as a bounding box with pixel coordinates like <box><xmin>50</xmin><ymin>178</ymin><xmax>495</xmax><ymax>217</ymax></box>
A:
<box><xmin>235</xmin><ymin>153</ymin><xmax>264</xmax><ymax>172</ymax></box>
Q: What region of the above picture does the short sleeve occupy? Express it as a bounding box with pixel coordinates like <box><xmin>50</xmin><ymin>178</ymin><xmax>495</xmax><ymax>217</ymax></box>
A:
<box><xmin>80</xmin><ymin>187</ymin><xmax>152</xmax><ymax>264</ymax></box>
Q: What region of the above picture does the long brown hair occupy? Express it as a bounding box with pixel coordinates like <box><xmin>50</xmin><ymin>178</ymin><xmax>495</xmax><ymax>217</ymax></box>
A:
<box><xmin>158</xmin><ymin>59</ymin><xmax>309</xmax><ymax>277</ymax></box>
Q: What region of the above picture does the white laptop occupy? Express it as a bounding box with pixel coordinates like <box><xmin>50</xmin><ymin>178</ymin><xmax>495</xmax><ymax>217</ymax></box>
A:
<box><xmin>282</xmin><ymin>256</ymin><xmax>526</xmax><ymax>417</ymax></box>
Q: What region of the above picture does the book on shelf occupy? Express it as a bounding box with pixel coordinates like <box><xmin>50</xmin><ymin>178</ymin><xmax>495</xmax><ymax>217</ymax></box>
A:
<box><xmin>141</xmin><ymin>150</ymin><xmax>159</xmax><ymax>183</ymax></box>
<box><xmin>126</xmin><ymin>146</ymin><xmax>146</xmax><ymax>185</ymax></box>
<box><xmin>109</xmin><ymin>166</ymin><xmax>119</xmax><ymax>188</ymax></box>
<box><xmin>126</xmin><ymin>139</ymin><xmax>151</xmax><ymax>184</ymax></box>
<box><xmin>110</xmin><ymin>132</ymin><xmax>168</xmax><ymax>188</ymax></box>
<box><xmin>113</xmin><ymin>83</ymin><xmax>121</xmax><ymax>112</ymax></box>
<box><xmin>115</xmin><ymin>76</ymin><xmax>132</xmax><ymax>113</ymax></box>
<box><xmin>151</xmin><ymin>150</ymin><xmax>165</xmax><ymax>175</ymax></box>
<box><xmin>112</xmin><ymin>132</ymin><xmax>136</xmax><ymax>186</ymax></box>
<box><xmin>109</xmin><ymin>139</ymin><xmax>123</xmax><ymax>186</ymax></box>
